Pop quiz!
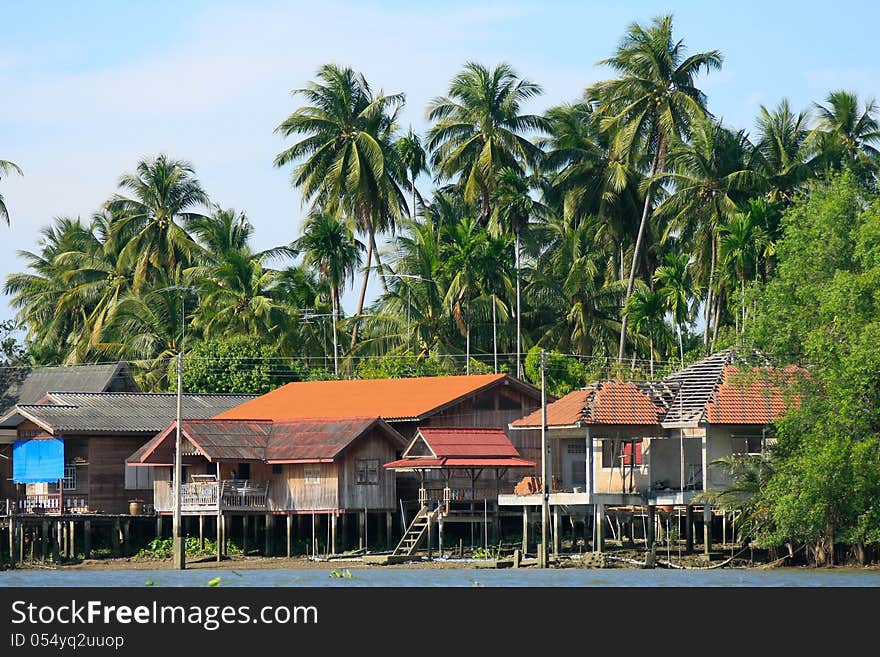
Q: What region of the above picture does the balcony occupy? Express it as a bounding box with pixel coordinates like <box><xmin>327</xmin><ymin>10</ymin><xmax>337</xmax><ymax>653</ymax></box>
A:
<box><xmin>9</xmin><ymin>494</ymin><xmax>89</xmax><ymax>515</ymax></box>
<box><xmin>155</xmin><ymin>479</ymin><xmax>269</xmax><ymax>514</ymax></box>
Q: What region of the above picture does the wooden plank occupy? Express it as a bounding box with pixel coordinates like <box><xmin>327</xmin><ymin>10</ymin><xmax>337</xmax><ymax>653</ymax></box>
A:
<box><xmin>264</xmin><ymin>514</ymin><xmax>274</xmax><ymax>557</ymax></box>
<box><xmin>83</xmin><ymin>520</ymin><xmax>91</xmax><ymax>560</ymax></box>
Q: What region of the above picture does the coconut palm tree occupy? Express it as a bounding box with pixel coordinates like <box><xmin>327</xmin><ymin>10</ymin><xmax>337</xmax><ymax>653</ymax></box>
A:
<box><xmin>718</xmin><ymin>211</ymin><xmax>766</xmax><ymax>334</ymax></box>
<box><xmin>106</xmin><ymin>154</ymin><xmax>209</xmax><ymax>291</ymax></box>
<box><xmin>540</xmin><ymin>99</ymin><xmax>644</xmax><ymax>280</ymax></box>
<box><xmin>490</xmin><ymin>168</ymin><xmax>546</xmax><ymax>377</ymax></box>
<box><xmin>624</xmin><ymin>284</ymin><xmax>668</xmax><ymax>376</ymax></box>
<box><xmin>588</xmin><ymin>14</ymin><xmax>722</xmax><ymax>361</ymax></box>
<box><xmin>654</xmin><ymin>116</ymin><xmax>762</xmax><ymax>349</ymax></box>
<box><xmin>426</xmin><ymin>62</ymin><xmax>548</xmax><ymax>219</ymax></box>
<box><xmin>274</xmin><ymin>64</ymin><xmax>407</xmax><ymax>348</ymax></box>
<box><xmin>0</xmin><ymin>160</ymin><xmax>23</xmax><ymax>225</ymax></box>
<box><xmin>294</xmin><ymin>211</ymin><xmax>364</xmax><ymax>374</ymax></box>
<box><xmin>654</xmin><ymin>252</ymin><xmax>699</xmax><ymax>358</ymax></box>
<box><xmin>813</xmin><ymin>90</ymin><xmax>880</xmax><ymax>177</ymax></box>
<box><xmin>396</xmin><ymin>128</ymin><xmax>429</xmax><ymax>219</ymax></box>
<box><xmin>754</xmin><ymin>99</ymin><xmax>816</xmax><ymax>202</ymax></box>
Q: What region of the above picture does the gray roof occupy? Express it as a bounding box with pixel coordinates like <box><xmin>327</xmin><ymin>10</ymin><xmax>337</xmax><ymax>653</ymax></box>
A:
<box><xmin>0</xmin><ymin>362</ymin><xmax>138</xmax><ymax>415</ymax></box>
<box><xmin>661</xmin><ymin>348</ymin><xmax>771</xmax><ymax>426</ymax></box>
<box><xmin>1</xmin><ymin>391</ymin><xmax>257</xmax><ymax>434</ymax></box>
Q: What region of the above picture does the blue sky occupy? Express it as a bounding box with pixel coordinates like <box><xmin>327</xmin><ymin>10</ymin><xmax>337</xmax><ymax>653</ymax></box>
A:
<box><xmin>2</xmin><ymin>0</ymin><xmax>879</xmax><ymax>323</ymax></box>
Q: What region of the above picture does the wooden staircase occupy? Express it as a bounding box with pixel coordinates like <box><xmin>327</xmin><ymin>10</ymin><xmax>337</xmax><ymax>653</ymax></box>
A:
<box><xmin>392</xmin><ymin>504</ymin><xmax>444</xmax><ymax>556</ymax></box>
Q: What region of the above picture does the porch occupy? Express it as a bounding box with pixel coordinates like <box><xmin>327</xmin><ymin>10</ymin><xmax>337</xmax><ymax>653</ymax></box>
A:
<box><xmin>154</xmin><ymin>478</ymin><xmax>269</xmax><ymax>514</ymax></box>
<box><xmin>2</xmin><ymin>493</ymin><xmax>90</xmax><ymax>515</ymax></box>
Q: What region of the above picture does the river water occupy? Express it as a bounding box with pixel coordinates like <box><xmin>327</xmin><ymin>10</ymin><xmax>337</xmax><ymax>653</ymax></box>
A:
<box><xmin>2</xmin><ymin>567</ymin><xmax>880</xmax><ymax>587</ymax></box>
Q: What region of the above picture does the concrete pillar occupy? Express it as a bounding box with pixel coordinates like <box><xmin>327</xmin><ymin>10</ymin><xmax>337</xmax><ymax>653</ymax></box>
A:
<box><xmin>330</xmin><ymin>514</ymin><xmax>337</xmax><ymax>555</ymax></box>
<box><xmin>646</xmin><ymin>505</ymin><xmax>656</xmax><ymax>550</ymax></box>
<box><xmin>594</xmin><ymin>504</ymin><xmax>605</xmax><ymax>553</ymax></box>
<box><xmin>155</xmin><ymin>515</ymin><xmax>163</xmax><ymax>539</ymax></box>
<box><xmin>286</xmin><ymin>514</ymin><xmax>292</xmax><ymax>558</ymax></box>
<box><xmin>122</xmin><ymin>520</ymin><xmax>131</xmax><ymax>557</ymax></box>
<box><xmin>265</xmin><ymin>514</ymin><xmax>274</xmax><ymax>557</ymax></box>
<box><xmin>552</xmin><ymin>506</ymin><xmax>561</xmax><ymax>558</ymax></box>
<box><xmin>358</xmin><ymin>511</ymin><xmax>365</xmax><ymax>551</ymax></box>
<box><xmin>112</xmin><ymin>520</ymin><xmax>121</xmax><ymax>557</ymax></box>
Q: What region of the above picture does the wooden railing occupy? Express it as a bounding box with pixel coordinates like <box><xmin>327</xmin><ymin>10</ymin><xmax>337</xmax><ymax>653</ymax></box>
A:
<box><xmin>10</xmin><ymin>494</ymin><xmax>89</xmax><ymax>514</ymax></box>
<box><xmin>177</xmin><ymin>480</ymin><xmax>269</xmax><ymax>512</ymax></box>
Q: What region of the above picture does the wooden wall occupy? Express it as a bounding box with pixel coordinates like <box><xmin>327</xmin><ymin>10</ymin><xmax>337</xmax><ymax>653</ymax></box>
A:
<box><xmin>87</xmin><ymin>435</ymin><xmax>154</xmax><ymax>514</ymax></box>
<box><xmin>337</xmin><ymin>427</ymin><xmax>397</xmax><ymax>511</ymax></box>
<box><xmin>283</xmin><ymin>462</ymin><xmax>338</xmax><ymax>512</ymax></box>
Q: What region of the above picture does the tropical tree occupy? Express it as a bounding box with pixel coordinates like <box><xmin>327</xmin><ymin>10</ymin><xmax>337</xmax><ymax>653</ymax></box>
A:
<box><xmin>294</xmin><ymin>211</ymin><xmax>364</xmax><ymax>374</ymax></box>
<box><xmin>426</xmin><ymin>61</ymin><xmax>548</xmax><ymax>219</ymax></box>
<box><xmin>396</xmin><ymin>128</ymin><xmax>429</xmax><ymax>218</ymax></box>
<box><xmin>624</xmin><ymin>284</ymin><xmax>668</xmax><ymax>375</ymax></box>
<box><xmin>654</xmin><ymin>115</ymin><xmax>761</xmax><ymax>348</ymax></box>
<box><xmin>654</xmin><ymin>252</ymin><xmax>699</xmax><ymax>361</ymax></box>
<box><xmin>490</xmin><ymin>168</ymin><xmax>546</xmax><ymax>377</ymax></box>
<box><xmin>274</xmin><ymin>64</ymin><xmax>407</xmax><ymax>347</ymax></box>
<box><xmin>0</xmin><ymin>160</ymin><xmax>23</xmax><ymax>225</ymax></box>
<box><xmin>106</xmin><ymin>154</ymin><xmax>209</xmax><ymax>291</ymax></box>
<box><xmin>718</xmin><ymin>211</ymin><xmax>766</xmax><ymax>334</ymax></box>
<box><xmin>754</xmin><ymin>99</ymin><xmax>816</xmax><ymax>202</ymax></box>
<box><xmin>587</xmin><ymin>14</ymin><xmax>722</xmax><ymax>360</ymax></box>
<box><xmin>813</xmin><ymin>90</ymin><xmax>880</xmax><ymax>177</ymax></box>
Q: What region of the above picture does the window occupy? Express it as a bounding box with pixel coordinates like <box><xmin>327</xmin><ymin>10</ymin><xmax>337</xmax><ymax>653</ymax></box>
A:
<box><xmin>304</xmin><ymin>468</ymin><xmax>321</xmax><ymax>485</ymax></box>
<box><xmin>63</xmin><ymin>463</ymin><xmax>77</xmax><ymax>491</ymax></box>
<box><xmin>567</xmin><ymin>443</ymin><xmax>586</xmax><ymax>454</ymax></box>
<box><xmin>356</xmin><ymin>459</ymin><xmax>380</xmax><ymax>485</ymax></box>
<box><xmin>601</xmin><ymin>440</ymin><xmax>643</xmax><ymax>468</ymax></box>
<box><xmin>731</xmin><ymin>436</ymin><xmax>763</xmax><ymax>456</ymax></box>
<box><xmin>125</xmin><ymin>465</ymin><xmax>155</xmax><ymax>490</ymax></box>
<box><xmin>271</xmin><ymin>464</ymin><xmax>283</xmax><ymax>475</ymax></box>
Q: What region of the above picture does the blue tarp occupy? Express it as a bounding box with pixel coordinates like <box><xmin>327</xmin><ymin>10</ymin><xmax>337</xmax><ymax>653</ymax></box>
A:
<box><xmin>12</xmin><ymin>438</ymin><xmax>64</xmax><ymax>483</ymax></box>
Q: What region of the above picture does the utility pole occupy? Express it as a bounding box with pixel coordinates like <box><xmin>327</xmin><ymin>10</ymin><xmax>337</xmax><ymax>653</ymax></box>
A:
<box><xmin>172</xmin><ymin>294</ymin><xmax>186</xmax><ymax>570</ymax></box>
<box><xmin>540</xmin><ymin>349</ymin><xmax>550</xmax><ymax>568</ymax></box>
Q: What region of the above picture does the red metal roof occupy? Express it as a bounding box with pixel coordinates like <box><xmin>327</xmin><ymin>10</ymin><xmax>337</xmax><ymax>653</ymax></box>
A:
<box><xmin>215</xmin><ymin>373</ymin><xmax>539</xmax><ymax>422</ymax></box>
<box><xmin>511</xmin><ymin>381</ymin><xmax>665</xmax><ymax>428</ymax></box>
<box><xmin>385</xmin><ymin>427</ymin><xmax>534</xmax><ymax>470</ymax></box>
<box><xmin>705</xmin><ymin>366</ymin><xmax>800</xmax><ymax>424</ymax></box>
<box><xmin>415</xmin><ymin>427</ymin><xmax>520</xmax><ymax>458</ymax></box>
<box><xmin>127</xmin><ymin>417</ymin><xmax>406</xmax><ymax>465</ymax></box>
<box><xmin>384</xmin><ymin>457</ymin><xmax>535</xmax><ymax>469</ymax></box>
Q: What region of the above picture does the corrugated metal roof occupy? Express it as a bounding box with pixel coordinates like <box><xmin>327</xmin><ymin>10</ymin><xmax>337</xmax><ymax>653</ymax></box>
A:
<box><xmin>2</xmin><ymin>392</ymin><xmax>258</xmax><ymax>433</ymax></box>
<box><xmin>417</xmin><ymin>427</ymin><xmax>521</xmax><ymax>457</ymax></box>
<box><xmin>128</xmin><ymin>417</ymin><xmax>406</xmax><ymax>464</ymax></box>
<box><xmin>215</xmin><ymin>373</ymin><xmax>541</xmax><ymax>422</ymax></box>
<box><xmin>0</xmin><ymin>362</ymin><xmax>137</xmax><ymax>415</ymax></box>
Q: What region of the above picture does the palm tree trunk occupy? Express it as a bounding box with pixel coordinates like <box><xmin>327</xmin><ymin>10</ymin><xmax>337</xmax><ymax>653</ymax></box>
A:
<box><xmin>618</xmin><ymin>143</ymin><xmax>664</xmax><ymax>361</ymax></box>
<box><xmin>411</xmin><ymin>176</ymin><xmax>418</xmax><ymax>221</ymax></box>
<box><xmin>369</xmin><ymin>228</ymin><xmax>388</xmax><ymax>293</ymax></box>
<box><xmin>711</xmin><ymin>292</ymin><xmax>722</xmax><ymax>351</ymax></box>
<box><xmin>466</xmin><ymin>310</ymin><xmax>471</xmax><ymax>376</ymax></box>
<box><xmin>350</xmin><ymin>232</ymin><xmax>373</xmax><ymax>349</ymax></box>
<box><xmin>492</xmin><ymin>294</ymin><xmax>498</xmax><ymax>374</ymax></box>
<box><xmin>515</xmin><ymin>227</ymin><xmax>522</xmax><ymax>379</ymax></box>
<box><xmin>704</xmin><ymin>236</ymin><xmax>717</xmax><ymax>352</ymax></box>
<box><xmin>331</xmin><ymin>284</ymin><xmax>339</xmax><ymax>376</ymax></box>
<box><xmin>649</xmin><ymin>334</ymin><xmax>654</xmax><ymax>378</ymax></box>
<box><xmin>741</xmin><ymin>274</ymin><xmax>746</xmax><ymax>334</ymax></box>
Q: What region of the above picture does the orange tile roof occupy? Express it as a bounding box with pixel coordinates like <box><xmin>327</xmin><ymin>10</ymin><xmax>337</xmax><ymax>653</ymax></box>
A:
<box><xmin>705</xmin><ymin>366</ymin><xmax>801</xmax><ymax>424</ymax></box>
<box><xmin>511</xmin><ymin>381</ymin><xmax>665</xmax><ymax>428</ymax></box>
<box><xmin>215</xmin><ymin>374</ymin><xmax>526</xmax><ymax>422</ymax></box>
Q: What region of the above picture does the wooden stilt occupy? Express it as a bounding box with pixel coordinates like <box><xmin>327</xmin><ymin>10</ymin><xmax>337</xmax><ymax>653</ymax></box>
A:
<box><xmin>19</xmin><ymin>522</ymin><xmax>25</xmax><ymax>563</ymax></box>
<box><xmin>330</xmin><ymin>514</ymin><xmax>337</xmax><ymax>555</ymax></box>
<box><xmin>122</xmin><ymin>520</ymin><xmax>131</xmax><ymax>557</ymax></box>
<box><xmin>358</xmin><ymin>511</ymin><xmax>365</xmax><ymax>551</ymax></box>
<box><xmin>112</xmin><ymin>519</ymin><xmax>121</xmax><ymax>557</ymax></box>
<box><xmin>41</xmin><ymin>520</ymin><xmax>48</xmax><ymax>561</ymax></box>
<box><xmin>216</xmin><ymin>514</ymin><xmax>222</xmax><ymax>562</ymax></box>
<box><xmin>8</xmin><ymin>515</ymin><xmax>15</xmax><ymax>568</ymax></box>
<box><xmin>438</xmin><ymin>516</ymin><xmax>444</xmax><ymax>557</ymax></box>
<box><xmin>199</xmin><ymin>515</ymin><xmax>205</xmax><ymax>551</ymax></box>
<box><xmin>286</xmin><ymin>514</ymin><xmax>292</xmax><ymax>558</ymax></box>
<box><xmin>83</xmin><ymin>520</ymin><xmax>91</xmax><ymax>560</ymax></box>
<box><xmin>647</xmin><ymin>505</ymin><xmax>656</xmax><ymax>550</ymax></box>
<box><xmin>220</xmin><ymin>514</ymin><xmax>227</xmax><ymax>557</ymax></box>
<box><xmin>385</xmin><ymin>511</ymin><xmax>393</xmax><ymax>550</ymax></box>
<box><xmin>69</xmin><ymin>520</ymin><xmax>75</xmax><ymax>559</ymax></box>
<box><xmin>242</xmin><ymin>515</ymin><xmax>249</xmax><ymax>555</ymax></box>
<box><xmin>522</xmin><ymin>507</ymin><xmax>529</xmax><ymax>554</ymax></box>
<box><xmin>156</xmin><ymin>515</ymin><xmax>163</xmax><ymax>539</ymax></box>
<box><xmin>265</xmin><ymin>514</ymin><xmax>274</xmax><ymax>557</ymax></box>
<box><xmin>703</xmin><ymin>505</ymin><xmax>712</xmax><ymax>554</ymax></box>
<box><xmin>685</xmin><ymin>505</ymin><xmax>694</xmax><ymax>553</ymax></box>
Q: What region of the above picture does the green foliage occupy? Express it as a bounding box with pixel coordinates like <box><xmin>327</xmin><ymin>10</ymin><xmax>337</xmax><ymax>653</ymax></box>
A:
<box><xmin>329</xmin><ymin>569</ymin><xmax>353</xmax><ymax>579</ymax></box>
<box><xmin>524</xmin><ymin>347</ymin><xmax>599</xmax><ymax>397</ymax></box>
<box><xmin>181</xmin><ymin>336</ymin><xmax>308</xmax><ymax>394</ymax></box>
<box><xmin>137</xmin><ymin>536</ymin><xmax>243</xmax><ymax>559</ymax></box>
<box><xmin>471</xmin><ymin>546</ymin><xmax>500</xmax><ymax>559</ymax></box>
